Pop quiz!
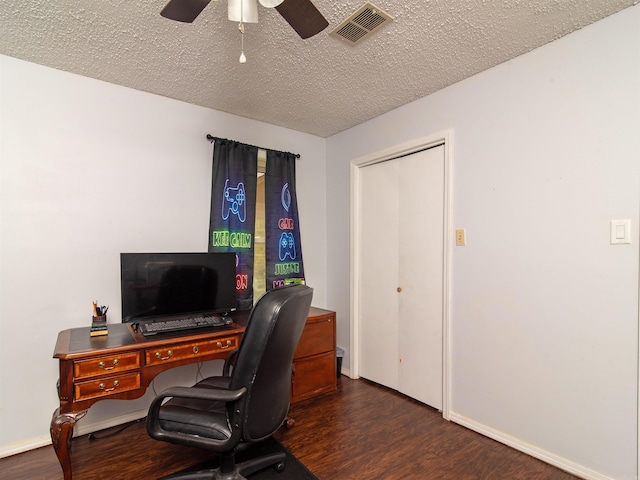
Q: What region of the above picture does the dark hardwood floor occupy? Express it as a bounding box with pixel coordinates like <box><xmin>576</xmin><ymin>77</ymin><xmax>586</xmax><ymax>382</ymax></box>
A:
<box><xmin>1</xmin><ymin>376</ymin><xmax>579</xmax><ymax>479</ymax></box>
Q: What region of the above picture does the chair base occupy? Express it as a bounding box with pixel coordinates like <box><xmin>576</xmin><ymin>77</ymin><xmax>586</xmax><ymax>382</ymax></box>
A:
<box><xmin>160</xmin><ymin>451</ymin><xmax>286</xmax><ymax>480</ymax></box>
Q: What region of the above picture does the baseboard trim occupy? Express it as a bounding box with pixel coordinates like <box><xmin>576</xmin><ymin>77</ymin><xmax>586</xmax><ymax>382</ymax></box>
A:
<box><xmin>448</xmin><ymin>412</ymin><xmax>611</xmax><ymax>480</ymax></box>
<box><xmin>0</xmin><ymin>409</ymin><xmax>148</xmax><ymax>459</ymax></box>
<box><xmin>0</xmin><ymin>435</ymin><xmax>52</xmax><ymax>459</ymax></box>
<box><xmin>74</xmin><ymin>408</ymin><xmax>148</xmax><ymax>437</ymax></box>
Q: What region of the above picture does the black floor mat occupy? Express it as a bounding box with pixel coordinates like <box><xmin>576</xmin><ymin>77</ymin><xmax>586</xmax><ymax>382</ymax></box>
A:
<box><xmin>162</xmin><ymin>437</ymin><xmax>318</xmax><ymax>480</ymax></box>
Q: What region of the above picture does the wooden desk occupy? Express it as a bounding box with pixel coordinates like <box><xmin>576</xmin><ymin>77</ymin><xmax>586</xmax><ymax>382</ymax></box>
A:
<box><xmin>51</xmin><ymin>307</ymin><xmax>336</xmax><ymax>480</ymax></box>
<box><xmin>51</xmin><ymin>318</ymin><xmax>246</xmax><ymax>480</ymax></box>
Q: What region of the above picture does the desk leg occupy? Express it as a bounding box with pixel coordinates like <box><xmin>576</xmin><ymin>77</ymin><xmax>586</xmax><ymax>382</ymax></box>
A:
<box><xmin>50</xmin><ymin>408</ymin><xmax>87</xmax><ymax>480</ymax></box>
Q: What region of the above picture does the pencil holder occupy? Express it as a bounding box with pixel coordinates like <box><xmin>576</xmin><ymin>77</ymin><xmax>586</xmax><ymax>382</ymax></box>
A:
<box><xmin>90</xmin><ymin>315</ymin><xmax>108</xmax><ymax>337</ymax></box>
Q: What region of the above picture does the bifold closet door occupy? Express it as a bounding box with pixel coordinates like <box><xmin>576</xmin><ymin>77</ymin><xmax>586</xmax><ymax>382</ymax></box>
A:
<box><xmin>358</xmin><ymin>145</ymin><xmax>444</xmax><ymax>410</ymax></box>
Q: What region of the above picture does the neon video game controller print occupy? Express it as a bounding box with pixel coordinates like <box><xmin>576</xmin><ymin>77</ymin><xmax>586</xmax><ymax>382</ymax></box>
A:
<box><xmin>222</xmin><ymin>179</ymin><xmax>246</xmax><ymax>222</ymax></box>
<box><xmin>278</xmin><ymin>232</ymin><xmax>296</xmax><ymax>261</ymax></box>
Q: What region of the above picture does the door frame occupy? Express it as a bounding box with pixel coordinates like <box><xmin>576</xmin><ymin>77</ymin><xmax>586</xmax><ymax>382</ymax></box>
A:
<box><xmin>349</xmin><ymin>130</ymin><xmax>453</xmax><ymax>420</ymax></box>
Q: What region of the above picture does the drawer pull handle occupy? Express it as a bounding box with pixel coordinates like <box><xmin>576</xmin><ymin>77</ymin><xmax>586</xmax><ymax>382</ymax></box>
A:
<box><xmin>98</xmin><ymin>359</ymin><xmax>119</xmax><ymax>370</ymax></box>
<box><xmin>155</xmin><ymin>350</ymin><xmax>173</xmax><ymax>360</ymax></box>
<box><xmin>193</xmin><ymin>346</ymin><xmax>199</xmax><ymax>354</ymax></box>
<box><xmin>216</xmin><ymin>340</ymin><xmax>232</xmax><ymax>349</ymax></box>
<box><xmin>99</xmin><ymin>380</ymin><xmax>120</xmax><ymax>392</ymax></box>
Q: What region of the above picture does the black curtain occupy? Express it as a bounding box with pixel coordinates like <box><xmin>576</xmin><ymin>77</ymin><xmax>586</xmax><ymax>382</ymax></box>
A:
<box><xmin>208</xmin><ymin>140</ymin><xmax>258</xmax><ymax>309</ymax></box>
<box><xmin>264</xmin><ymin>150</ymin><xmax>305</xmax><ymax>290</ymax></box>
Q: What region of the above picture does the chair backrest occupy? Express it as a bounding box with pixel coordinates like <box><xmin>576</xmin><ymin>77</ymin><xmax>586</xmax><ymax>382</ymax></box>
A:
<box><xmin>229</xmin><ymin>284</ymin><xmax>313</xmax><ymax>442</ymax></box>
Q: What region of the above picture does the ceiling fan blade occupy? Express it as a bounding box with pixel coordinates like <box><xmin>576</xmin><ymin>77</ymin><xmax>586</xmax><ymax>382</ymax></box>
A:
<box><xmin>275</xmin><ymin>0</ymin><xmax>329</xmax><ymax>39</ymax></box>
<box><xmin>161</xmin><ymin>0</ymin><xmax>212</xmax><ymax>23</ymax></box>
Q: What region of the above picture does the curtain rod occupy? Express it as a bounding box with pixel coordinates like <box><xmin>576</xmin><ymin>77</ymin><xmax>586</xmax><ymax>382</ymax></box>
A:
<box><xmin>206</xmin><ymin>134</ymin><xmax>300</xmax><ymax>159</ymax></box>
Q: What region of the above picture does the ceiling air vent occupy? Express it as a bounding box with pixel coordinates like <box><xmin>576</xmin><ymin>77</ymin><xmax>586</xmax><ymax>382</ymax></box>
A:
<box><xmin>329</xmin><ymin>2</ymin><xmax>394</xmax><ymax>45</ymax></box>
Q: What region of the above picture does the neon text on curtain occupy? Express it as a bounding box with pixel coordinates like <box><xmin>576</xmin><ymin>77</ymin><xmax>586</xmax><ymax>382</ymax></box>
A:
<box><xmin>265</xmin><ymin>150</ymin><xmax>305</xmax><ymax>290</ymax></box>
<box><xmin>208</xmin><ymin>140</ymin><xmax>258</xmax><ymax>309</ymax></box>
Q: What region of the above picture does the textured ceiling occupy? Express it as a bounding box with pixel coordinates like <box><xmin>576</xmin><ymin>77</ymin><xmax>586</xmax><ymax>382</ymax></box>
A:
<box><xmin>0</xmin><ymin>0</ymin><xmax>636</xmax><ymax>137</ymax></box>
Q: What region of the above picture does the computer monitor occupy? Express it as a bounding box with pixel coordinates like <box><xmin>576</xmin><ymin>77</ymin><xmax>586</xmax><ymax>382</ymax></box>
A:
<box><xmin>120</xmin><ymin>252</ymin><xmax>237</xmax><ymax>322</ymax></box>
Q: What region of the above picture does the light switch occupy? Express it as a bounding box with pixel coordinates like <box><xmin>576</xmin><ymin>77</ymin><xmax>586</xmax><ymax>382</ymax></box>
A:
<box><xmin>610</xmin><ymin>219</ymin><xmax>631</xmax><ymax>245</ymax></box>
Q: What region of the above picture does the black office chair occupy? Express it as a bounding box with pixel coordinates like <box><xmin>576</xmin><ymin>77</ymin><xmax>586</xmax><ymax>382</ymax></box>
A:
<box><xmin>146</xmin><ymin>284</ymin><xmax>313</xmax><ymax>480</ymax></box>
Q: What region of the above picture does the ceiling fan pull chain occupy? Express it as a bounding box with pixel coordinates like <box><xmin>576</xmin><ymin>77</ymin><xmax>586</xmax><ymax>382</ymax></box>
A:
<box><xmin>239</xmin><ymin>21</ymin><xmax>247</xmax><ymax>64</ymax></box>
<box><xmin>237</xmin><ymin>0</ymin><xmax>247</xmax><ymax>63</ymax></box>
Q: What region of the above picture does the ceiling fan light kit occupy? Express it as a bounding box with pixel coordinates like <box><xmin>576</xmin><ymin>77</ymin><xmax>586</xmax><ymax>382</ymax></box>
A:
<box><xmin>160</xmin><ymin>0</ymin><xmax>329</xmax><ymax>62</ymax></box>
<box><xmin>228</xmin><ymin>0</ymin><xmax>259</xmax><ymax>23</ymax></box>
<box><xmin>258</xmin><ymin>0</ymin><xmax>285</xmax><ymax>7</ymax></box>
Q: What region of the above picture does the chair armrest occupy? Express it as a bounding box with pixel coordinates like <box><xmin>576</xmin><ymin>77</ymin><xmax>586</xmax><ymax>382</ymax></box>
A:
<box><xmin>152</xmin><ymin>385</ymin><xmax>247</xmax><ymax>404</ymax></box>
<box><xmin>223</xmin><ymin>348</ymin><xmax>239</xmax><ymax>376</ymax></box>
<box><xmin>147</xmin><ymin>385</ymin><xmax>248</xmax><ymax>451</ymax></box>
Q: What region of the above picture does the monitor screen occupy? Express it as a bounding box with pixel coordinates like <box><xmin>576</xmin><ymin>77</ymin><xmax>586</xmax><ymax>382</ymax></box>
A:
<box><xmin>120</xmin><ymin>252</ymin><xmax>237</xmax><ymax>322</ymax></box>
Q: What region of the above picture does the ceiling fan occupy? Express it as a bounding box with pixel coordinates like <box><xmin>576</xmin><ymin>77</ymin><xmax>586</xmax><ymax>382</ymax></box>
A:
<box><xmin>160</xmin><ymin>0</ymin><xmax>329</xmax><ymax>40</ymax></box>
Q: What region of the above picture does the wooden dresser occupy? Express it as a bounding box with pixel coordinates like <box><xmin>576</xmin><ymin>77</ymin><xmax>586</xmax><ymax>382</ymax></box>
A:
<box><xmin>291</xmin><ymin>307</ymin><xmax>337</xmax><ymax>403</ymax></box>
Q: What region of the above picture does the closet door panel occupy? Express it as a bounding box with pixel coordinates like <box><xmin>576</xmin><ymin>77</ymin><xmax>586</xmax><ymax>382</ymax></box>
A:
<box><xmin>358</xmin><ymin>160</ymin><xmax>399</xmax><ymax>390</ymax></box>
<box><xmin>397</xmin><ymin>146</ymin><xmax>444</xmax><ymax>409</ymax></box>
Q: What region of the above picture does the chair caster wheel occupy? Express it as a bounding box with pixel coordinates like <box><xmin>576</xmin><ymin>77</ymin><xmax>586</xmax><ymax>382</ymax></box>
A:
<box><xmin>274</xmin><ymin>461</ymin><xmax>286</xmax><ymax>473</ymax></box>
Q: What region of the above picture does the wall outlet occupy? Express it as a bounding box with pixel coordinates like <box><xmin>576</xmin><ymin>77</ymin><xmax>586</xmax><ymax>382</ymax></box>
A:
<box><xmin>456</xmin><ymin>229</ymin><xmax>466</xmax><ymax>246</ymax></box>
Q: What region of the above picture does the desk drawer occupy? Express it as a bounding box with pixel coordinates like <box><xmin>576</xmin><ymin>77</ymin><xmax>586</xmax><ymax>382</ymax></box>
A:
<box><xmin>145</xmin><ymin>336</ymin><xmax>239</xmax><ymax>366</ymax></box>
<box><xmin>294</xmin><ymin>318</ymin><xmax>334</xmax><ymax>359</ymax></box>
<box><xmin>74</xmin><ymin>353</ymin><xmax>140</xmax><ymax>379</ymax></box>
<box><xmin>75</xmin><ymin>372</ymin><xmax>140</xmax><ymax>401</ymax></box>
<box><xmin>292</xmin><ymin>351</ymin><xmax>336</xmax><ymax>402</ymax></box>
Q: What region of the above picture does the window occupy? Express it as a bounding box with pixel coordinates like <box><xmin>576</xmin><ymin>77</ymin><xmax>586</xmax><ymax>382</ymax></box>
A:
<box><xmin>253</xmin><ymin>150</ymin><xmax>267</xmax><ymax>302</ymax></box>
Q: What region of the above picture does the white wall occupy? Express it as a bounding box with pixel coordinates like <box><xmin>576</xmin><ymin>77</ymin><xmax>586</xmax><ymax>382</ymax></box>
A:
<box><xmin>0</xmin><ymin>55</ymin><xmax>326</xmax><ymax>454</ymax></box>
<box><xmin>326</xmin><ymin>5</ymin><xmax>639</xmax><ymax>480</ymax></box>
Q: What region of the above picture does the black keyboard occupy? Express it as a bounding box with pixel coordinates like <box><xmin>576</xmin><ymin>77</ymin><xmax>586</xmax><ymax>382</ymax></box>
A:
<box><xmin>139</xmin><ymin>315</ymin><xmax>231</xmax><ymax>336</ymax></box>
